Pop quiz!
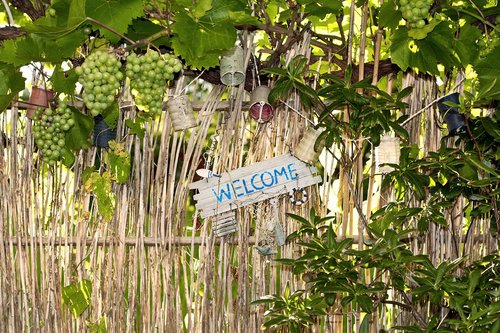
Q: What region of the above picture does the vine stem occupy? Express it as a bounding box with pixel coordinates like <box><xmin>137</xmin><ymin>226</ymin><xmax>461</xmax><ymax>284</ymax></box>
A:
<box><xmin>1</xmin><ymin>0</ymin><xmax>14</xmax><ymax>25</ymax></box>
<box><xmin>86</xmin><ymin>17</ymin><xmax>135</xmax><ymax>44</ymax></box>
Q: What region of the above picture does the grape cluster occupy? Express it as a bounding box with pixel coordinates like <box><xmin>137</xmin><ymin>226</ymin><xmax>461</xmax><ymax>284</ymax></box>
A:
<box><xmin>398</xmin><ymin>0</ymin><xmax>432</xmax><ymax>29</ymax></box>
<box><xmin>126</xmin><ymin>51</ymin><xmax>182</xmax><ymax>114</ymax></box>
<box><xmin>33</xmin><ymin>103</ymin><xmax>75</xmax><ymax>164</ymax></box>
<box><xmin>75</xmin><ymin>50</ymin><xmax>123</xmax><ymax>117</ymax></box>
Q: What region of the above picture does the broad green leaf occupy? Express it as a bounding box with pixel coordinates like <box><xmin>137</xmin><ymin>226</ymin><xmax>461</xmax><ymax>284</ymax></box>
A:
<box><xmin>125</xmin><ymin>118</ymin><xmax>145</xmax><ymax>139</ymax></box>
<box><xmin>86</xmin><ymin>0</ymin><xmax>144</xmax><ymax>43</ymax></box>
<box><xmin>390</xmin><ymin>23</ymin><xmax>456</xmax><ymax>74</ymax></box>
<box><xmin>481</xmin><ymin>117</ymin><xmax>500</xmax><ymax>140</ymax></box>
<box><xmin>65</xmin><ymin>110</ymin><xmax>93</xmax><ymax>150</ymax></box>
<box><xmin>378</xmin><ymin>0</ymin><xmax>401</xmax><ymax>29</ymax></box>
<box><xmin>171</xmin><ymin>10</ymin><xmax>236</xmax><ymax>68</ymax></box>
<box><xmin>454</xmin><ymin>24</ymin><xmax>481</xmax><ymax>65</ymax></box>
<box><xmin>101</xmin><ymin>102</ymin><xmax>119</xmax><ymax>130</ymax></box>
<box><xmin>408</xmin><ymin>19</ymin><xmax>440</xmax><ymax>40</ymax></box>
<box><xmin>68</xmin><ymin>0</ymin><xmax>87</xmax><ymax>26</ymax></box>
<box><xmin>192</xmin><ymin>0</ymin><xmax>212</xmax><ymax>19</ymax></box>
<box><xmin>50</xmin><ymin>66</ymin><xmax>79</xmax><ymax>96</ymax></box>
<box><xmin>0</xmin><ymin>63</ymin><xmax>25</xmax><ymax>113</ymax></box>
<box><xmin>85</xmin><ymin>171</ymin><xmax>116</xmax><ymax>221</ymax></box>
<box><xmin>126</xmin><ymin>19</ymin><xmax>170</xmax><ymax>46</ymax></box>
<box><xmin>475</xmin><ymin>45</ymin><xmax>500</xmax><ymax>100</ymax></box>
<box><xmin>107</xmin><ymin>141</ymin><xmax>131</xmax><ymax>184</ymax></box>
<box><xmin>62</xmin><ymin>279</ymin><xmax>92</xmax><ymax>317</ymax></box>
<box><xmin>87</xmin><ymin>316</ymin><xmax>107</xmax><ymax>333</ymax></box>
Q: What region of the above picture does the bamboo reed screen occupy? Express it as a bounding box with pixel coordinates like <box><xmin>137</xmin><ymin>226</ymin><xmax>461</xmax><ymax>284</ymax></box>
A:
<box><xmin>1</xmin><ymin>33</ymin><xmax>497</xmax><ymax>333</ymax></box>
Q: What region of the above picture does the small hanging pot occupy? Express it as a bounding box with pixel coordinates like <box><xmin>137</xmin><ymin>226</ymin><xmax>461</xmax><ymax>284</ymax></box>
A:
<box><xmin>249</xmin><ymin>86</ymin><xmax>274</xmax><ymax>123</ymax></box>
<box><xmin>27</xmin><ymin>86</ymin><xmax>54</xmax><ymax>120</ymax></box>
<box><xmin>293</xmin><ymin>127</ymin><xmax>324</xmax><ymax>165</ymax></box>
<box><xmin>437</xmin><ymin>92</ymin><xmax>465</xmax><ymax>135</ymax></box>
<box><xmin>220</xmin><ymin>46</ymin><xmax>245</xmax><ymax>86</ymax></box>
<box><xmin>376</xmin><ymin>134</ymin><xmax>400</xmax><ymax>173</ymax></box>
<box><xmin>93</xmin><ymin>115</ymin><xmax>116</xmax><ymax>149</ymax></box>
<box><xmin>166</xmin><ymin>95</ymin><xmax>197</xmax><ymax>131</ymax></box>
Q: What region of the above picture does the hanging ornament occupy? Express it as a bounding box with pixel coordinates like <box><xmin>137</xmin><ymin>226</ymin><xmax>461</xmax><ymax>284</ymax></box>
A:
<box><xmin>213</xmin><ymin>211</ymin><xmax>237</xmax><ymax>237</ymax></box>
<box><xmin>166</xmin><ymin>95</ymin><xmax>197</xmax><ymax>131</ymax></box>
<box><xmin>293</xmin><ymin>127</ymin><xmax>324</xmax><ymax>165</ymax></box>
<box><xmin>220</xmin><ymin>46</ymin><xmax>245</xmax><ymax>86</ymax></box>
<box><xmin>27</xmin><ymin>86</ymin><xmax>54</xmax><ymax>120</ymax></box>
<box><xmin>376</xmin><ymin>134</ymin><xmax>401</xmax><ymax>173</ymax></box>
<box><xmin>249</xmin><ymin>86</ymin><xmax>274</xmax><ymax>123</ymax></box>
<box><xmin>93</xmin><ymin>115</ymin><xmax>116</xmax><ymax>148</ymax></box>
<box><xmin>437</xmin><ymin>92</ymin><xmax>465</xmax><ymax>135</ymax></box>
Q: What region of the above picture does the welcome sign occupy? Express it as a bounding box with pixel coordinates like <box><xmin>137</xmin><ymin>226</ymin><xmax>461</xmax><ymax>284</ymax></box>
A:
<box><xmin>189</xmin><ymin>154</ymin><xmax>322</xmax><ymax>218</ymax></box>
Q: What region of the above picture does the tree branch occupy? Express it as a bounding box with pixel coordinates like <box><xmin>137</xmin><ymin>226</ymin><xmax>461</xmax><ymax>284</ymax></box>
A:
<box><xmin>10</xmin><ymin>0</ymin><xmax>44</xmax><ymax>20</ymax></box>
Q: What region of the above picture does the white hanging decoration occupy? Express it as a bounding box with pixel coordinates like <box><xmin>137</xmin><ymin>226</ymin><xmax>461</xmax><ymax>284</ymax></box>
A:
<box><xmin>293</xmin><ymin>127</ymin><xmax>325</xmax><ymax>165</ymax></box>
<box><xmin>213</xmin><ymin>211</ymin><xmax>237</xmax><ymax>237</ymax></box>
<box><xmin>376</xmin><ymin>134</ymin><xmax>401</xmax><ymax>173</ymax></box>
<box><xmin>219</xmin><ymin>46</ymin><xmax>245</xmax><ymax>86</ymax></box>
<box><xmin>166</xmin><ymin>95</ymin><xmax>197</xmax><ymax>131</ymax></box>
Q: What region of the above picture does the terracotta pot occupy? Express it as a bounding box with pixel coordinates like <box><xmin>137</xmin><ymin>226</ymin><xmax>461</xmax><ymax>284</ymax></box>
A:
<box><xmin>27</xmin><ymin>86</ymin><xmax>54</xmax><ymax>120</ymax></box>
<box><xmin>166</xmin><ymin>95</ymin><xmax>197</xmax><ymax>131</ymax></box>
<box><xmin>437</xmin><ymin>92</ymin><xmax>465</xmax><ymax>135</ymax></box>
<box><xmin>249</xmin><ymin>86</ymin><xmax>274</xmax><ymax>123</ymax></box>
<box><xmin>220</xmin><ymin>46</ymin><xmax>245</xmax><ymax>86</ymax></box>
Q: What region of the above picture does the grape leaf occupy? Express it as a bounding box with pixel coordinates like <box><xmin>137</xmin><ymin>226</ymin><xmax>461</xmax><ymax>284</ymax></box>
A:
<box><xmin>453</xmin><ymin>24</ymin><xmax>481</xmax><ymax>66</ymax></box>
<box><xmin>378</xmin><ymin>0</ymin><xmax>401</xmax><ymax>29</ymax></box>
<box><xmin>390</xmin><ymin>23</ymin><xmax>456</xmax><ymax>75</ymax></box>
<box><xmin>101</xmin><ymin>102</ymin><xmax>119</xmax><ymax>130</ymax></box>
<box><xmin>85</xmin><ymin>171</ymin><xmax>116</xmax><ymax>221</ymax></box>
<box><xmin>192</xmin><ymin>0</ymin><xmax>213</xmax><ymax>19</ymax></box>
<box><xmin>86</xmin><ymin>0</ymin><xmax>144</xmax><ymax>43</ymax></box>
<box><xmin>296</xmin><ymin>0</ymin><xmax>342</xmax><ymax>19</ymax></box>
<box><xmin>107</xmin><ymin>142</ymin><xmax>131</xmax><ymax>184</ymax></box>
<box><xmin>126</xmin><ymin>19</ymin><xmax>170</xmax><ymax>46</ymax></box>
<box><xmin>171</xmin><ymin>10</ymin><xmax>236</xmax><ymax>68</ymax></box>
<box><xmin>50</xmin><ymin>66</ymin><xmax>79</xmax><ymax>96</ymax></box>
<box><xmin>65</xmin><ymin>109</ymin><xmax>93</xmax><ymax>150</ymax></box>
<box><xmin>62</xmin><ymin>279</ymin><xmax>92</xmax><ymax>318</ymax></box>
<box><xmin>0</xmin><ymin>63</ymin><xmax>25</xmax><ymax>113</ymax></box>
<box><xmin>475</xmin><ymin>46</ymin><xmax>500</xmax><ymax>100</ymax></box>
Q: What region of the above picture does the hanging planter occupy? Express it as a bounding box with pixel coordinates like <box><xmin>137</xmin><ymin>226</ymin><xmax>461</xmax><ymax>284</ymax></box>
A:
<box><xmin>27</xmin><ymin>86</ymin><xmax>54</xmax><ymax>120</ymax></box>
<box><xmin>213</xmin><ymin>211</ymin><xmax>237</xmax><ymax>237</ymax></box>
<box><xmin>249</xmin><ymin>86</ymin><xmax>274</xmax><ymax>123</ymax></box>
<box><xmin>219</xmin><ymin>46</ymin><xmax>245</xmax><ymax>86</ymax></box>
<box><xmin>376</xmin><ymin>134</ymin><xmax>400</xmax><ymax>173</ymax></box>
<box><xmin>166</xmin><ymin>95</ymin><xmax>197</xmax><ymax>131</ymax></box>
<box><xmin>437</xmin><ymin>92</ymin><xmax>465</xmax><ymax>135</ymax></box>
<box><xmin>293</xmin><ymin>127</ymin><xmax>324</xmax><ymax>165</ymax></box>
<box><xmin>93</xmin><ymin>115</ymin><xmax>116</xmax><ymax>149</ymax></box>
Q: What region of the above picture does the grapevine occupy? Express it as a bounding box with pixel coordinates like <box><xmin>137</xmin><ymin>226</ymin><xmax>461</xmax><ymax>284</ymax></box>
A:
<box><xmin>126</xmin><ymin>50</ymin><xmax>182</xmax><ymax>115</ymax></box>
<box><xmin>398</xmin><ymin>0</ymin><xmax>433</xmax><ymax>29</ymax></box>
<box><xmin>75</xmin><ymin>50</ymin><xmax>123</xmax><ymax>117</ymax></box>
<box><xmin>33</xmin><ymin>102</ymin><xmax>75</xmax><ymax>164</ymax></box>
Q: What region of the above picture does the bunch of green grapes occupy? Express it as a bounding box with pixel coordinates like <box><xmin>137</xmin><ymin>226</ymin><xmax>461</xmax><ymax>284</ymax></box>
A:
<box><xmin>126</xmin><ymin>51</ymin><xmax>182</xmax><ymax>114</ymax></box>
<box><xmin>75</xmin><ymin>50</ymin><xmax>123</xmax><ymax>117</ymax></box>
<box><xmin>398</xmin><ymin>0</ymin><xmax>432</xmax><ymax>29</ymax></box>
<box><xmin>33</xmin><ymin>103</ymin><xmax>75</xmax><ymax>164</ymax></box>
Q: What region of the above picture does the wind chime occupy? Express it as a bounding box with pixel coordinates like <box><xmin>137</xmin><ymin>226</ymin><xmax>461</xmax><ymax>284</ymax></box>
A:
<box><xmin>166</xmin><ymin>95</ymin><xmax>197</xmax><ymax>131</ymax></box>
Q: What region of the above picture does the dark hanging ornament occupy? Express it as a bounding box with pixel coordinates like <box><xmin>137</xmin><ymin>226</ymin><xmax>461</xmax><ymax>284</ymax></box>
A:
<box><xmin>437</xmin><ymin>92</ymin><xmax>466</xmax><ymax>135</ymax></box>
<box><xmin>93</xmin><ymin>115</ymin><xmax>116</xmax><ymax>148</ymax></box>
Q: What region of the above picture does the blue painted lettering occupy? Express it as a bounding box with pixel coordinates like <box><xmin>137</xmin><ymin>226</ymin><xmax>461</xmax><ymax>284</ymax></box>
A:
<box><xmin>287</xmin><ymin>163</ymin><xmax>298</xmax><ymax>180</ymax></box>
<box><xmin>241</xmin><ymin>179</ymin><xmax>255</xmax><ymax>195</ymax></box>
<box><xmin>261</xmin><ymin>171</ymin><xmax>275</xmax><ymax>187</ymax></box>
<box><xmin>273</xmin><ymin>166</ymin><xmax>290</xmax><ymax>181</ymax></box>
<box><xmin>251</xmin><ymin>174</ymin><xmax>264</xmax><ymax>190</ymax></box>
<box><xmin>232</xmin><ymin>179</ymin><xmax>245</xmax><ymax>197</ymax></box>
<box><xmin>211</xmin><ymin>184</ymin><xmax>232</xmax><ymax>202</ymax></box>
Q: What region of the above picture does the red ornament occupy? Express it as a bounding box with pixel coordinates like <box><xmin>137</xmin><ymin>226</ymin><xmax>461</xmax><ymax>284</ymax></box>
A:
<box><xmin>249</xmin><ymin>102</ymin><xmax>274</xmax><ymax>123</ymax></box>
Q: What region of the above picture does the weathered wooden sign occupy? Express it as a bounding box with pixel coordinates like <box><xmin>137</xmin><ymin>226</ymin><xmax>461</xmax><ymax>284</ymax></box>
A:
<box><xmin>188</xmin><ymin>153</ymin><xmax>322</xmax><ymax>218</ymax></box>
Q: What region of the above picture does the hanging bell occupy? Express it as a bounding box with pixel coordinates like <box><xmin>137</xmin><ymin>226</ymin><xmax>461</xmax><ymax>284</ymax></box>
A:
<box><xmin>220</xmin><ymin>46</ymin><xmax>245</xmax><ymax>86</ymax></box>
<box><xmin>293</xmin><ymin>127</ymin><xmax>324</xmax><ymax>164</ymax></box>
<box><xmin>166</xmin><ymin>95</ymin><xmax>197</xmax><ymax>131</ymax></box>
<box><xmin>249</xmin><ymin>86</ymin><xmax>274</xmax><ymax>123</ymax></box>
<box><xmin>376</xmin><ymin>134</ymin><xmax>400</xmax><ymax>173</ymax></box>
<box><xmin>437</xmin><ymin>92</ymin><xmax>465</xmax><ymax>135</ymax></box>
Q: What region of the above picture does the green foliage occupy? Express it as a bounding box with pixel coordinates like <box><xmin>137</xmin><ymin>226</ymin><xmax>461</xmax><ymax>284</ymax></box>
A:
<box><xmin>107</xmin><ymin>141</ymin><xmax>131</xmax><ymax>184</ymax></box>
<box><xmin>65</xmin><ymin>110</ymin><xmax>94</xmax><ymax>151</ymax></box>
<box><xmin>84</xmin><ymin>171</ymin><xmax>116</xmax><ymax>221</ymax></box>
<box><xmin>475</xmin><ymin>45</ymin><xmax>500</xmax><ymax>100</ymax></box>
<box><xmin>0</xmin><ymin>63</ymin><xmax>24</xmax><ymax>112</ymax></box>
<box><xmin>62</xmin><ymin>279</ymin><xmax>92</xmax><ymax>317</ymax></box>
<box><xmin>171</xmin><ymin>0</ymin><xmax>258</xmax><ymax>69</ymax></box>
